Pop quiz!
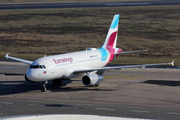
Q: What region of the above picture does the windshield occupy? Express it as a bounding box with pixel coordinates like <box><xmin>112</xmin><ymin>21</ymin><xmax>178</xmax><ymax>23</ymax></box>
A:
<box><xmin>29</xmin><ymin>65</ymin><xmax>46</xmax><ymax>69</ymax></box>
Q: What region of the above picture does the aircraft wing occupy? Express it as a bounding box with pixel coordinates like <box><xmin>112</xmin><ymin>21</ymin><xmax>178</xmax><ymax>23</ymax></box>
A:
<box><xmin>115</xmin><ymin>50</ymin><xmax>148</xmax><ymax>54</ymax></box>
<box><xmin>73</xmin><ymin>61</ymin><xmax>174</xmax><ymax>74</ymax></box>
<box><xmin>5</xmin><ymin>53</ymin><xmax>33</xmax><ymax>65</ymax></box>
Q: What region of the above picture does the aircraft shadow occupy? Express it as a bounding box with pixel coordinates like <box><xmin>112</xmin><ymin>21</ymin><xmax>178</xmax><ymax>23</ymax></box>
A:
<box><xmin>143</xmin><ymin>80</ymin><xmax>180</xmax><ymax>87</ymax></box>
<box><xmin>0</xmin><ymin>79</ymin><xmax>113</xmax><ymax>95</ymax></box>
<box><xmin>4</xmin><ymin>73</ymin><xmax>25</xmax><ymax>76</ymax></box>
<box><xmin>45</xmin><ymin>104</ymin><xmax>81</xmax><ymax>109</ymax></box>
<box><xmin>0</xmin><ymin>81</ymin><xmax>42</xmax><ymax>95</ymax></box>
<box><xmin>50</xmin><ymin>86</ymin><xmax>113</xmax><ymax>92</ymax></box>
<box><xmin>0</xmin><ymin>73</ymin><xmax>25</xmax><ymax>76</ymax></box>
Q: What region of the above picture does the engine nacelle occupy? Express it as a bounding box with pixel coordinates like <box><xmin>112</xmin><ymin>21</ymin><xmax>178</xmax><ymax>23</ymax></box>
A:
<box><xmin>82</xmin><ymin>74</ymin><xmax>103</xmax><ymax>86</ymax></box>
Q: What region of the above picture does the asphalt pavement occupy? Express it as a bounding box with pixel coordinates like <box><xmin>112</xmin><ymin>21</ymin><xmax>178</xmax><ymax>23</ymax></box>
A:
<box><xmin>0</xmin><ymin>0</ymin><xmax>180</xmax><ymax>10</ymax></box>
<box><xmin>0</xmin><ymin>61</ymin><xmax>180</xmax><ymax>120</ymax></box>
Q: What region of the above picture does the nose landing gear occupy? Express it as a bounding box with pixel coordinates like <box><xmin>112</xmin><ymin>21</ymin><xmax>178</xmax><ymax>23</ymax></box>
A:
<box><xmin>41</xmin><ymin>81</ymin><xmax>48</xmax><ymax>92</ymax></box>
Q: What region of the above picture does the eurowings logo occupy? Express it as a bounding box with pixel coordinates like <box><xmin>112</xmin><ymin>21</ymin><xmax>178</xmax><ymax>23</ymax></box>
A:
<box><xmin>43</xmin><ymin>71</ymin><xmax>47</xmax><ymax>74</ymax></box>
<box><xmin>53</xmin><ymin>57</ymin><xmax>73</xmax><ymax>64</ymax></box>
<box><xmin>98</xmin><ymin>47</ymin><xmax>108</xmax><ymax>61</ymax></box>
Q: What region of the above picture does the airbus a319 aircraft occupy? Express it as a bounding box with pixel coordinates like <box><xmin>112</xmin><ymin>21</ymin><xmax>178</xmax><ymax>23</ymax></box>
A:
<box><xmin>5</xmin><ymin>14</ymin><xmax>174</xmax><ymax>92</ymax></box>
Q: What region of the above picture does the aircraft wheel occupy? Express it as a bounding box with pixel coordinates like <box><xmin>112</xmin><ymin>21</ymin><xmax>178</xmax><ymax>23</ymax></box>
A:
<box><xmin>53</xmin><ymin>80</ymin><xmax>57</xmax><ymax>85</ymax></box>
<box><xmin>41</xmin><ymin>81</ymin><xmax>48</xmax><ymax>92</ymax></box>
<box><xmin>53</xmin><ymin>79</ymin><xmax>62</xmax><ymax>85</ymax></box>
<box><xmin>94</xmin><ymin>84</ymin><xmax>99</xmax><ymax>87</ymax></box>
<box><xmin>58</xmin><ymin>79</ymin><xmax>62</xmax><ymax>85</ymax></box>
<box><xmin>41</xmin><ymin>86</ymin><xmax>47</xmax><ymax>92</ymax></box>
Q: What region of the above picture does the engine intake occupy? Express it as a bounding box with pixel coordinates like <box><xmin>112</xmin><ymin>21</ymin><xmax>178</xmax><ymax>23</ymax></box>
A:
<box><xmin>82</xmin><ymin>74</ymin><xmax>103</xmax><ymax>86</ymax></box>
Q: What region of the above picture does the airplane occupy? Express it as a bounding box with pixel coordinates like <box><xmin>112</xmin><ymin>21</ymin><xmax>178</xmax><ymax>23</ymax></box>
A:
<box><xmin>5</xmin><ymin>14</ymin><xmax>174</xmax><ymax>92</ymax></box>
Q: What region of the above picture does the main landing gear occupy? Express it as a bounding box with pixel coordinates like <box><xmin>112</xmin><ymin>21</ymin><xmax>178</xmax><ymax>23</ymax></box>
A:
<box><xmin>41</xmin><ymin>79</ymin><xmax>62</xmax><ymax>92</ymax></box>
<box><xmin>53</xmin><ymin>79</ymin><xmax>62</xmax><ymax>85</ymax></box>
<box><xmin>94</xmin><ymin>84</ymin><xmax>99</xmax><ymax>87</ymax></box>
<box><xmin>41</xmin><ymin>81</ymin><xmax>48</xmax><ymax>92</ymax></box>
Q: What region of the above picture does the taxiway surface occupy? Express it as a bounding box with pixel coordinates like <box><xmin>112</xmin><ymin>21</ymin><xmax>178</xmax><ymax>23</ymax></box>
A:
<box><xmin>0</xmin><ymin>0</ymin><xmax>180</xmax><ymax>10</ymax></box>
<box><xmin>0</xmin><ymin>60</ymin><xmax>180</xmax><ymax>119</ymax></box>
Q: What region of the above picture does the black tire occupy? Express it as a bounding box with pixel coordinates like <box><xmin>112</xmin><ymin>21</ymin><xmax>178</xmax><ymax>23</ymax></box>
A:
<box><xmin>58</xmin><ymin>79</ymin><xmax>62</xmax><ymax>85</ymax></box>
<box><xmin>53</xmin><ymin>80</ymin><xmax>57</xmax><ymax>85</ymax></box>
<box><xmin>41</xmin><ymin>87</ymin><xmax>47</xmax><ymax>92</ymax></box>
<box><xmin>53</xmin><ymin>79</ymin><xmax>62</xmax><ymax>85</ymax></box>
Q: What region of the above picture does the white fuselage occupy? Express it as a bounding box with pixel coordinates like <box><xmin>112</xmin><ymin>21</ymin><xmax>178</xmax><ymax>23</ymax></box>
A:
<box><xmin>26</xmin><ymin>48</ymin><xmax>110</xmax><ymax>82</ymax></box>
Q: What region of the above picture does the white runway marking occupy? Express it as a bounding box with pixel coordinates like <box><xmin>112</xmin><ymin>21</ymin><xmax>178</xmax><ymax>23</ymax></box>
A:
<box><xmin>127</xmin><ymin>106</ymin><xmax>146</xmax><ymax>109</ymax></box>
<box><xmin>167</xmin><ymin>112</ymin><xmax>180</xmax><ymax>115</ymax></box>
<box><xmin>28</xmin><ymin>100</ymin><xmax>44</xmax><ymax>103</ymax></box>
<box><xmin>96</xmin><ymin>108</ymin><xmax>114</xmax><ymax>111</ymax></box>
<box><xmin>28</xmin><ymin>104</ymin><xmax>45</xmax><ymax>106</ymax></box>
<box><xmin>77</xmin><ymin>104</ymin><xmax>93</xmax><ymax>106</ymax></box>
<box><xmin>0</xmin><ymin>102</ymin><xmax>13</xmax><ymax>104</ymax></box>
<box><xmin>61</xmin><ymin>106</ymin><xmax>79</xmax><ymax>109</ymax></box>
<box><xmin>106</xmin><ymin>3</ymin><xmax>149</xmax><ymax>6</ymax></box>
<box><xmin>131</xmin><ymin>110</ymin><xmax>149</xmax><ymax>113</ymax></box>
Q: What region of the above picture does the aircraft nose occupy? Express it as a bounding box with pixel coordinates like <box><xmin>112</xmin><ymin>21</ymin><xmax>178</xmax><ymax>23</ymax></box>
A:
<box><xmin>25</xmin><ymin>74</ymin><xmax>34</xmax><ymax>83</ymax></box>
<box><xmin>25</xmin><ymin>71</ymin><xmax>36</xmax><ymax>82</ymax></box>
<box><xmin>25</xmin><ymin>69</ymin><xmax>43</xmax><ymax>82</ymax></box>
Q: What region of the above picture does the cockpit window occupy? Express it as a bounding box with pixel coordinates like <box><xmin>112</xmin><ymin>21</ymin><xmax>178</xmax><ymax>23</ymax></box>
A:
<box><xmin>39</xmin><ymin>65</ymin><xmax>43</xmax><ymax>68</ymax></box>
<box><xmin>29</xmin><ymin>65</ymin><xmax>46</xmax><ymax>69</ymax></box>
<box><xmin>42</xmin><ymin>65</ymin><xmax>46</xmax><ymax>69</ymax></box>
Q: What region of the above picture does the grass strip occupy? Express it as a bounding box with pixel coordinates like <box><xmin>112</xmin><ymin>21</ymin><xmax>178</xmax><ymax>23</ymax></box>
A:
<box><xmin>0</xmin><ymin>6</ymin><xmax>180</xmax><ymax>65</ymax></box>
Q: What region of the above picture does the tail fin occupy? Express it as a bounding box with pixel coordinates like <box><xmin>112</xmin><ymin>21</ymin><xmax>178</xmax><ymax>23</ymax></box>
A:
<box><xmin>102</xmin><ymin>14</ymin><xmax>119</xmax><ymax>49</ymax></box>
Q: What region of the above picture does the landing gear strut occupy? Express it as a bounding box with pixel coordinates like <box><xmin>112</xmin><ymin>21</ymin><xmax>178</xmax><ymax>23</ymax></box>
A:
<box><xmin>41</xmin><ymin>81</ymin><xmax>48</xmax><ymax>92</ymax></box>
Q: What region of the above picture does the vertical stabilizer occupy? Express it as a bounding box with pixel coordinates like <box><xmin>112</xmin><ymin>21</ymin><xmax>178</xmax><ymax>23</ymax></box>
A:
<box><xmin>102</xmin><ymin>14</ymin><xmax>119</xmax><ymax>49</ymax></box>
<box><xmin>98</xmin><ymin>14</ymin><xmax>120</xmax><ymax>63</ymax></box>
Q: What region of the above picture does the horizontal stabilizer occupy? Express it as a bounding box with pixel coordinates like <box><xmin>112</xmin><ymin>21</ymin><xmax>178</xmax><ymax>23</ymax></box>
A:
<box><xmin>115</xmin><ymin>50</ymin><xmax>148</xmax><ymax>54</ymax></box>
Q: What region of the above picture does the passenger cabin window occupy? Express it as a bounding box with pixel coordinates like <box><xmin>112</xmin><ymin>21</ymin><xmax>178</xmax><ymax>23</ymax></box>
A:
<box><xmin>30</xmin><ymin>65</ymin><xmax>46</xmax><ymax>69</ymax></box>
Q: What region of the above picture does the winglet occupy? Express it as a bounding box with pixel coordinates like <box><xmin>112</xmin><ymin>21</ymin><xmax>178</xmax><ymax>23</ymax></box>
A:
<box><xmin>171</xmin><ymin>60</ymin><xmax>175</xmax><ymax>66</ymax></box>
<box><xmin>5</xmin><ymin>53</ymin><xmax>9</xmax><ymax>58</ymax></box>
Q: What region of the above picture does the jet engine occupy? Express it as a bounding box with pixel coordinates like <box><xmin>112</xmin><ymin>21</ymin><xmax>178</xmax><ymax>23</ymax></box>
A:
<box><xmin>82</xmin><ymin>74</ymin><xmax>103</xmax><ymax>86</ymax></box>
